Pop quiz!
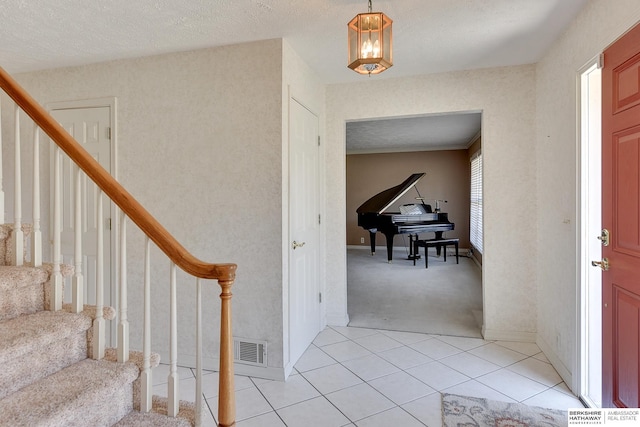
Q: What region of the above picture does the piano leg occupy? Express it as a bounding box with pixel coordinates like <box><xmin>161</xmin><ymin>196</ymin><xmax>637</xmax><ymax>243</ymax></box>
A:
<box><xmin>368</xmin><ymin>231</ymin><xmax>376</xmax><ymax>255</ymax></box>
<box><xmin>383</xmin><ymin>231</ymin><xmax>395</xmax><ymax>263</ymax></box>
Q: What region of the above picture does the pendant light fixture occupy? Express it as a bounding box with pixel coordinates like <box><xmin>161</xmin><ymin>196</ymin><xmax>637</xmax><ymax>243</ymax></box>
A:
<box><xmin>347</xmin><ymin>0</ymin><xmax>393</xmax><ymax>75</ymax></box>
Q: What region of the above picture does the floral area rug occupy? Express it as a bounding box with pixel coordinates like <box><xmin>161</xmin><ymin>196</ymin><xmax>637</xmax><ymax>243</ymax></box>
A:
<box><xmin>442</xmin><ymin>393</ymin><xmax>567</xmax><ymax>427</ymax></box>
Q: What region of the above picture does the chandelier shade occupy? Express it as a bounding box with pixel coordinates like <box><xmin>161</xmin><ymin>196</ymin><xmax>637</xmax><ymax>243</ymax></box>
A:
<box><xmin>347</xmin><ymin>1</ymin><xmax>393</xmax><ymax>75</ymax></box>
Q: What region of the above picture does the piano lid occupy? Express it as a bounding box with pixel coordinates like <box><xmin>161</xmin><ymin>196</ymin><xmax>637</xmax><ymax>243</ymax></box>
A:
<box><xmin>356</xmin><ymin>173</ymin><xmax>426</xmax><ymax>215</ymax></box>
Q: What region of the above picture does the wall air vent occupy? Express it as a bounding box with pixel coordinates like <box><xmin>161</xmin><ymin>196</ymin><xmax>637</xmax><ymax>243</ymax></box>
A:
<box><xmin>233</xmin><ymin>338</ymin><xmax>267</xmax><ymax>367</ymax></box>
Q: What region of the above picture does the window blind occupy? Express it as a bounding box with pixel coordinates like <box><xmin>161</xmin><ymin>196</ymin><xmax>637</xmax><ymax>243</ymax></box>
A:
<box><xmin>470</xmin><ymin>152</ymin><xmax>483</xmax><ymax>254</ymax></box>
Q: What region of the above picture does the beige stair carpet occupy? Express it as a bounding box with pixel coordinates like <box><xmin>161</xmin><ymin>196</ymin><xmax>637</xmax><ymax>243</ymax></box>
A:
<box><xmin>0</xmin><ymin>236</ymin><xmax>202</xmax><ymax>426</ymax></box>
<box><xmin>0</xmin><ymin>311</ymin><xmax>91</xmax><ymax>400</ymax></box>
<box><xmin>0</xmin><ymin>358</ymin><xmax>139</xmax><ymax>427</ymax></box>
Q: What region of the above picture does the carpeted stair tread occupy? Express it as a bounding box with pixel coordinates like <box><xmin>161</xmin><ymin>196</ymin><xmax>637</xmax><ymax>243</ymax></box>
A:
<box><xmin>63</xmin><ymin>303</ymin><xmax>117</xmax><ymax>320</ymax></box>
<box><xmin>0</xmin><ymin>358</ymin><xmax>140</xmax><ymax>427</ymax></box>
<box><xmin>105</xmin><ymin>347</ymin><xmax>161</xmax><ymax>371</ymax></box>
<box><xmin>116</xmin><ymin>395</ymin><xmax>197</xmax><ymax>427</ymax></box>
<box><xmin>0</xmin><ymin>311</ymin><xmax>92</xmax><ymax>399</ymax></box>
<box><xmin>0</xmin><ymin>265</ymin><xmax>49</xmax><ymax>292</ymax></box>
<box><xmin>0</xmin><ymin>310</ymin><xmax>91</xmax><ymax>365</ymax></box>
<box><xmin>0</xmin><ymin>264</ymin><xmax>75</xmax><ymax>320</ymax></box>
<box><xmin>114</xmin><ymin>410</ymin><xmax>193</xmax><ymax>427</ymax></box>
<box><xmin>0</xmin><ymin>265</ymin><xmax>48</xmax><ymax>321</ymax></box>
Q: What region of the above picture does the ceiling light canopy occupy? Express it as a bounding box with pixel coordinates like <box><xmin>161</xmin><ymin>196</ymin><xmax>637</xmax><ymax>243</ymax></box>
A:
<box><xmin>347</xmin><ymin>0</ymin><xmax>393</xmax><ymax>75</ymax></box>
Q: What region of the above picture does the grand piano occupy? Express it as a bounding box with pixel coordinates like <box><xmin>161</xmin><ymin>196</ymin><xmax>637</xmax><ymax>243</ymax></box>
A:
<box><xmin>356</xmin><ymin>173</ymin><xmax>454</xmax><ymax>262</ymax></box>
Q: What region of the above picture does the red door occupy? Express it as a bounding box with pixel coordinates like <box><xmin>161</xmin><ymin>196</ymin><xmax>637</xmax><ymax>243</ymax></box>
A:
<box><xmin>602</xmin><ymin>22</ymin><xmax>640</xmax><ymax>408</ymax></box>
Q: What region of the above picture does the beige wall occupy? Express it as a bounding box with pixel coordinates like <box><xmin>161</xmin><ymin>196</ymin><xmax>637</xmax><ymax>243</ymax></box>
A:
<box><xmin>2</xmin><ymin>38</ymin><xmax>326</xmax><ymax>380</ymax></box>
<box><xmin>346</xmin><ymin>150</ymin><xmax>470</xmax><ymax>248</ymax></box>
<box><xmin>535</xmin><ymin>0</ymin><xmax>640</xmax><ymax>389</ymax></box>
<box><xmin>3</xmin><ymin>39</ymin><xmax>291</xmax><ymax>377</ymax></box>
<box><xmin>325</xmin><ymin>65</ymin><xmax>537</xmax><ymax>335</ymax></box>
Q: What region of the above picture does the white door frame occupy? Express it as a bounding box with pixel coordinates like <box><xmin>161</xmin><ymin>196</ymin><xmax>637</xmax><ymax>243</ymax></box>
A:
<box><xmin>577</xmin><ymin>58</ymin><xmax>602</xmax><ymax>407</ymax></box>
<box><xmin>47</xmin><ymin>97</ymin><xmax>118</xmax><ymax>343</ymax></box>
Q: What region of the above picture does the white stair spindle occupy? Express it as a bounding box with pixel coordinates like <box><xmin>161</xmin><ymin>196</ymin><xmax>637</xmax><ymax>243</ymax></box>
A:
<box><xmin>117</xmin><ymin>210</ymin><xmax>129</xmax><ymax>363</ymax></box>
<box><xmin>93</xmin><ymin>190</ymin><xmax>105</xmax><ymax>359</ymax></box>
<box><xmin>195</xmin><ymin>278</ymin><xmax>203</xmax><ymax>427</ymax></box>
<box><xmin>141</xmin><ymin>237</ymin><xmax>152</xmax><ymax>412</ymax></box>
<box><xmin>168</xmin><ymin>262</ymin><xmax>179</xmax><ymax>417</ymax></box>
<box><xmin>13</xmin><ymin>105</ymin><xmax>23</xmax><ymax>266</ymax></box>
<box><xmin>50</xmin><ymin>146</ymin><xmax>62</xmax><ymax>311</ymax></box>
<box><xmin>0</xmin><ymin>98</ymin><xmax>4</xmax><ymax>224</ymax></box>
<box><xmin>31</xmin><ymin>124</ymin><xmax>42</xmax><ymax>267</ymax></box>
<box><xmin>71</xmin><ymin>166</ymin><xmax>83</xmax><ymax>313</ymax></box>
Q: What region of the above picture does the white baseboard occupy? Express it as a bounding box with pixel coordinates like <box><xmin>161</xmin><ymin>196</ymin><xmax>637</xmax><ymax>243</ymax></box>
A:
<box><xmin>481</xmin><ymin>329</ymin><xmax>574</xmax><ymax>393</ymax></box>
<box><xmin>536</xmin><ymin>335</ymin><xmax>574</xmax><ymax>393</ymax></box>
<box><xmin>326</xmin><ymin>313</ymin><xmax>349</xmax><ymax>327</ymax></box>
<box><xmin>469</xmin><ymin>252</ymin><xmax>482</xmax><ymax>268</ymax></box>
<box><xmin>160</xmin><ymin>351</ymin><xmax>286</xmax><ymax>381</ymax></box>
<box><xmin>482</xmin><ymin>328</ymin><xmax>537</xmax><ymax>343</ymax></box>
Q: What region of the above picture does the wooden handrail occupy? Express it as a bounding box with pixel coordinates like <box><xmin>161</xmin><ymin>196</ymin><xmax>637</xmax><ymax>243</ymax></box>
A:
<box><xmin>0</xmin><ymin>67</ymin><xmax>236</xmax><ymax>281</ymax></box>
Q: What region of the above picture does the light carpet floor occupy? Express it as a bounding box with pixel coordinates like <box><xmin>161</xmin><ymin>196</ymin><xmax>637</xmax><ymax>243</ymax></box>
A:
<box><xmin>442</xmin><ymin>393</ymin><xmax>567</xmax><ymax>427</ymax></box>
<box><xmin>347</xmin><ymin>247</ymin><xmax>483</xmax><ymax>338</ymax></box>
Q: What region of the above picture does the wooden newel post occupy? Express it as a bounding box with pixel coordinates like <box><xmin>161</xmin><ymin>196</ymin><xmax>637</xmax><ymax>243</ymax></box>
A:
<box><xmin>217</xmin><ymin>276</ymin><xmax>236</xmax><ymax>427</ymax></box>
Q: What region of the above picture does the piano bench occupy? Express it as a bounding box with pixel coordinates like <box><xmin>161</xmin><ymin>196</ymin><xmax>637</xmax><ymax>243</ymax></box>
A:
<box><xmin>414</xmin><ymin>238</ymin><xmax>459</xmax><ymax>268</ymax></box>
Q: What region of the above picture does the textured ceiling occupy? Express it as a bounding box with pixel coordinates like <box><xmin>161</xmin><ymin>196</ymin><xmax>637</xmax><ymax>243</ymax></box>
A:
<box><xmin>0</xmin><ymin>0</ymin><xmax>588</xmax><ymax>151</ymax></box>
<box><xmin>347</xmin><ymin>112</ymin><xmax>481</xmax><ymax>154</ymax></box>
<box><xmin>0</xmin><ymin>0</ymin><xmax>589</xmax><ymax>84</ymax></box>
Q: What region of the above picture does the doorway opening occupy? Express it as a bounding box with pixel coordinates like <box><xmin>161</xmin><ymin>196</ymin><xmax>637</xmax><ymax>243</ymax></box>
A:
<box><xmin>345</xmin><ymin>112</ymin><xmax>483</xmax><ymax>338</ymax></box>
<box><xmin>578</xmin><ymin>59</ymin><xmax>602</xmax><ymax>408</ymax></box>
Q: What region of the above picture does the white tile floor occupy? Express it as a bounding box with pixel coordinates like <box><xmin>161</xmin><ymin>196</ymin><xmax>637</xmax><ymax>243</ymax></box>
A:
<box><xmin>155</xmin><ymin>326</ymin><xmax>585</xmax><ymax>426</ymax></box>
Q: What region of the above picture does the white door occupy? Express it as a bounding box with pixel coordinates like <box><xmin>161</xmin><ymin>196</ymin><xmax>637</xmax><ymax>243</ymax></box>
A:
<box><xmin>50</xmin><ymin>106</ymin><xmax>113</xmax><ymax>310</ymax></box>
<box><xmin>289</xmin><ymin>99</ymin><xmax>321</xmax><ymax>364</ymax></box>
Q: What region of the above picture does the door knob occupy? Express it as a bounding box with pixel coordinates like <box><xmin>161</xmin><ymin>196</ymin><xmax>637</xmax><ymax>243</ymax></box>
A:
<box><xmin>591</xmin><ymin>258</ymin><xmax>610</xmax><ymax>271</ymax></box>
<box><xmin>292</xmin><ymin>240</ymin><xmax>306</xmax><ymax>250</ymax></box>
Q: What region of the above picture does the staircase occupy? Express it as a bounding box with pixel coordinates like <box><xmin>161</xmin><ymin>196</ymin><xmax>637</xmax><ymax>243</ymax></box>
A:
<box><xmin>0</xmin><ymin>251</ymin><xmax>192</xmax><ymax>425</ymax></box>
<box><xmin>0</xmin><ymin>67</ymin><xmax>237</xmax><ymax>426</ymax></box>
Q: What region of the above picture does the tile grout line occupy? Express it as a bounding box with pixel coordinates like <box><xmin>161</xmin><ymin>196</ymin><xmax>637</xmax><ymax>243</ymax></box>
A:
<box><xmin>161</xmin><ymin>326</ymin><xmax>583</xmax><ymax>424</ymax></box>
<box><xmin>313</xmin><ymin>329</ymin><xmax>437</xmax><ymax>426</ymax></box>
<box><xmin>244</xmin><ymin>376</ymin><xmax>290</xmax><ymax>426</ymax></box>
<box><xmin>295</xmin><ymin>364</ymin><xmax>369</xmax><ymax>425</ymax></box>
<box><xmin>297</xmin><ymin>330</ymin><xmax>414</xmax><ymax>425</ymax></box>
<box><xmin>321</xmin><ymin>330</ymin><xmax>568</xmax><ymax>410</ymax></box>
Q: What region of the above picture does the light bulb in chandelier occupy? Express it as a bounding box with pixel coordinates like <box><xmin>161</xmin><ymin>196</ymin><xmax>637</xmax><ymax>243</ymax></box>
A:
<box><xmin>362</xmin><ymin>39</ymin><xmax>372</xmax><ymax>58</ymax></box>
